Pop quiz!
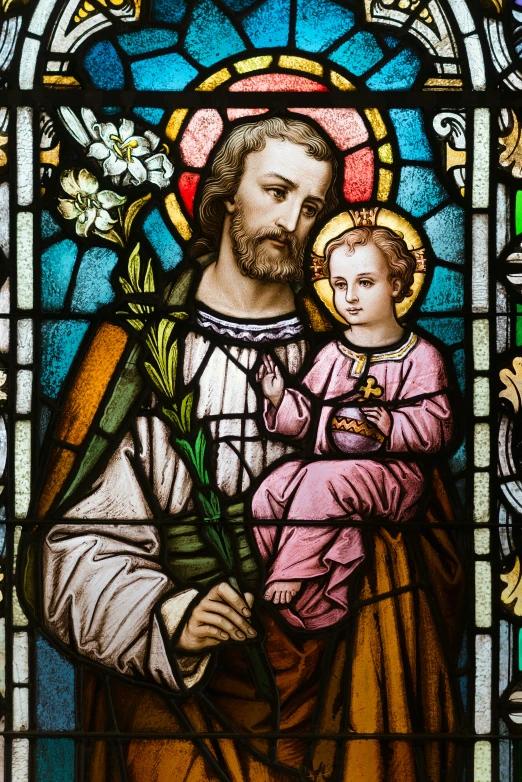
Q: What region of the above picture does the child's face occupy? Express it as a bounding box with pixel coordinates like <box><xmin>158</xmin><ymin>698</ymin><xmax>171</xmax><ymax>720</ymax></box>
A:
<box><xmin>329</xmin><ymin>242</ymin><xmax>402</xmax><ymax>327</ymax></box>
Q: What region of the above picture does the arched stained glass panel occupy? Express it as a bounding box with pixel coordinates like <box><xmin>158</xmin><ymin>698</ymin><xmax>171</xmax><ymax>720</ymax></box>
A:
<box><xmin>2</xmin><ymin>0</ymin><xmax>522</xmax><ymax>779</ymax></box>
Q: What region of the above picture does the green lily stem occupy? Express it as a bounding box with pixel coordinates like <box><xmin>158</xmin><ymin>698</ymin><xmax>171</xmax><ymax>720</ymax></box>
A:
<box><xmin>228</xmin><ymin>575</ymin><xmax>278</xmax><ymax>704</ymax></box>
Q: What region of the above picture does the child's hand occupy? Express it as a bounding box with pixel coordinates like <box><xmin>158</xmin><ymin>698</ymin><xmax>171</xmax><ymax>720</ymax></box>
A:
<box><xmin>362</xmin><ymin>406</ymin><xmax>392</xmax><ymax>437</ymax></box>
<box><xmin>256</xmin><ymin>355</ymin><xmax>285</xmax><ymax>408</ymax></box>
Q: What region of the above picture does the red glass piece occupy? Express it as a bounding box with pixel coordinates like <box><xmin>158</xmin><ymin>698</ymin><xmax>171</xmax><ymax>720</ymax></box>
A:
<box><xmin>227</xmin><ymin>108</ymin><xmax>269</xmax><ymax>120</ymax></box>
<box><xmin>180</xmin><ymin>109</ymin><xmax>224</xmax><ymax>167</ymax></box>
<box><xmin>229</xmin><ymin>74</ymin><xmax>328</xmax><ymax>91</ymax></box>
<box><xmin>288</xmin><ymin>108</ymin><xmax>369</xmax><ymax>150</ymax></box>
<box><xmin>178</xmin><ymin>172</ymin><xmax>200</xmax><ymax>217</ymax></box>
<box><xmin>343</xmin><ymin>147</ymin><xmax>374</xmax><ymax>202</ymax></box>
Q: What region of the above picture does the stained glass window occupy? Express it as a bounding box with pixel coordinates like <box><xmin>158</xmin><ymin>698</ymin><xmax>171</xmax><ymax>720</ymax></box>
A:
<box><xmin>3</xmin><ymin>0</ymin><xmax>522</xmax><ymax>779</ymax></box>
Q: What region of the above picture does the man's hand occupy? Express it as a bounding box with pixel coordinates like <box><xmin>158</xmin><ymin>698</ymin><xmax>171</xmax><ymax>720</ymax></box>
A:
<box><xmin>256</xmin><ymin>355</ymin><xmax>285</xmax><ymax>409</ymax></box>
<box><xmin>362</xmin><ymin>406</ymin><xmax>392</xmax><ymax>437</ymax></box>
<box><xmin>175</xmin><ymin>582</ymin><xmax>256</xmax><ymax>653</ymax></box>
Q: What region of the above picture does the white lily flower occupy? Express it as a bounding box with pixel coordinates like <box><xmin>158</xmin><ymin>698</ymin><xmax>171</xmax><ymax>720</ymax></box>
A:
<box><xmin>57</xmin><ymin>169</ymin><xmax>126</xmax><ymax>238</ymax></box>
<box><xmin>86</xmin><ymin>118</ymin><xmax>174</xmax><ymax>188</ymax></box>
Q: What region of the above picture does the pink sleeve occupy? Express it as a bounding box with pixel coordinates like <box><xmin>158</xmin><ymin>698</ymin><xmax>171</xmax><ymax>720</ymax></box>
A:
<box><xmin>264</xmin><ymin>388</ymin><xmax>312</xmax><ymax>438</ymax></box>
<box><xmin>263</xmin><ymin>342</ymin><xmax>337</xmax><ymax>438</ymax></box>
<box><xmin>387</xmin><ymin>343</ymin><xmax>454</xmax><ymax>454</ymax></box>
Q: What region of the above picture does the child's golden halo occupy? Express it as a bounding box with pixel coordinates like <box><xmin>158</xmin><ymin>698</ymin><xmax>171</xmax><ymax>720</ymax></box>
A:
<box><xmin>310</xmin><ymin>207</ymin><xmax>427</xmax><ymax>321</ymax></box>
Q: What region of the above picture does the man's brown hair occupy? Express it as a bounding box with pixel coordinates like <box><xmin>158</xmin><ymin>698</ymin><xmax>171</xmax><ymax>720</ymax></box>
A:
<box><xmin>191</xmin><ymin>116</ymin><xmax>339</xmax><ymax>258</ymax></box>
<box><xmin>324</xmin><ymin>226</ymin><xmax>416</xmax><ymax>303</ymax></box>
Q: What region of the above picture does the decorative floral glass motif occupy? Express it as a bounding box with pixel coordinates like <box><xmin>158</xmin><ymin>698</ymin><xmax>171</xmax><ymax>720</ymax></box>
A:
<box><xmin>2</xmin><ymin>0</ymin><xmax>522</xmax><ymax>780</ymax></box>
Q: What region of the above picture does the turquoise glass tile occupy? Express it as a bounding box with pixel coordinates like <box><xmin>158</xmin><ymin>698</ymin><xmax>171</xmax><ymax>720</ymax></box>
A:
<box><xmin>396</xmin><ymin>166</ymin><xmax>448</xmax><ymax>217</ymax></box>
<box><xmin>143</xmin><ymin>208</ymin><xmax>184</xmax><ymax>270</ymax></box>
<box><xmin>41</xmin><ymin>320</ymin><xmax>89</xmax><ymax>399</ymax></box>
<box><xmin>133</xmin><ymin>107</ymin><xmax>165</xmax><ymax>124</ymax></box>
<box><xmin>367</xmin><ymin>48</ymin><xmax>422</xmax><ymax>90</ymax></box>
<box><xmin>40</xmin><ymin>405</ymin><xmax>52</xmax><ymax>445</ymax></box>
<box><xmin>118</xmin><ymin>28</ymin><xmax>178</xmax><ymax>56</ymax></box>
<box><xmin>185</xmin><ymin>0</ymin><xmax>245</xmax><ymax>66</ymax></box>
<box><xmin>295</xmin><ymin>0</ymin><xmax>354</xmax><ymax>53</ymax></box>
<box><xmin>243</xmin><ymin>0</ymin><xmax>290</xmax><ymax>48</ymax></box>
<box><xmin>423</xmin><ymin>205</ymin><xmax>465</xmax><ymax>265</ymax></box>
<box><xmin>152</xmin><ymin>0</ymin><xmax>186</xmax><ymax>23</ymax></box>
<box><xmin>41</xmin><ymin>239</ymin><xmax>78</xmax><ymax>312</ymax></box>
<box><xmin>449</xmin><ymin>438</ymin><xmax>466</xmax><ymax>473</ymax></box>
<box><xmin>131</xmin><ymin>53</ymin><xmax>198</xmax><ymax>90</ymax></box>
<box><xmin>416</xmin><ymin>317</ymin><xmax>464</xmax><ymax>346</ymax></box>
<box><xmin>222</xmin><ymin>0</ymin><xmax>258</xmax><ymax>11</ymax></box>
<box><xmin>71</xmin><ymin>247</ymin><xmax>119</xmax><ymax>313</ymax></box>
<box><xmin>36</xmin><ymin>635</ymin><xmax>75</xmax><ymax>730</ymax></box>
<box><xmin>84</xmin><ymin>41</ymin><xmax>125</xmax><ymax>89</ymax></box>
<box><xmin>420</xmin><ymin>267</ymin><xmax>463</xmax><ymax>312</ymax></box>
<box><xmin>389</xmin><ymin>109</ymin><xmax>432</xmax><ymax>162</ymax></box>
<box><xmin>37</xmin><ymin>740</ymin><xmax>75</xmax><ymax>782</ymax></box>
<box><xmin>329</xmin><ymin>31</ymin><xmax>384</xmax><ymax>76</ymax></box>
<box><xmin>384</xmin><ymin>35</ymin><xmax>400</xmax><ymax>49</ymax></box>
<box><xmin>453</xmin><ymin>348</ymin><xmax>465</xmax><ymax>392</ymax></box>
<box><xmin>41</xmin><ymin>210</ymin><xmax>62</xmax><ymax>240</ymax></box>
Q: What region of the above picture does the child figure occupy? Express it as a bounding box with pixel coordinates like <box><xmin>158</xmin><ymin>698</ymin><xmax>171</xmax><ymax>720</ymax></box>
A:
<box><xmin>252</xmin><ymin>226</ymin><xmax>454</xmax><ymax>630</ymax></box>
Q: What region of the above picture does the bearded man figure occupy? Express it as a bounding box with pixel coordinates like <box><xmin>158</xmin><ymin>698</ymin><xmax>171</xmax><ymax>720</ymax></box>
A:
<box><xmin>37</xmin><ymin>116</ymin><xmax>340</xmax><ymax>782</ymax></box>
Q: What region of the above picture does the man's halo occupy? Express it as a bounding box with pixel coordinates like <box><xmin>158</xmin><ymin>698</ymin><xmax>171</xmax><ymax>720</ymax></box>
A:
<box><xmin>310</xmin><ymin>207</ymin><xmax>427</xmax><ymax>321</ymax></box>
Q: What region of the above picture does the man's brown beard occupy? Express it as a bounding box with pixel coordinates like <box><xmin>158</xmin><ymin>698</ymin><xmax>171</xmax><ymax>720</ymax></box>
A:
<box><xmin>229</xmin><ymin>202</ymin><xmax>305</xmax><ymax>283</ymax></box>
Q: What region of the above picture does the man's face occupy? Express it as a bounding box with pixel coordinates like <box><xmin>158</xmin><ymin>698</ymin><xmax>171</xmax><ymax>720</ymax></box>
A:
<box><xmin>227</xmin><ymin>137</ymin><xmax>333</xmax><ymax>282</ymax></box>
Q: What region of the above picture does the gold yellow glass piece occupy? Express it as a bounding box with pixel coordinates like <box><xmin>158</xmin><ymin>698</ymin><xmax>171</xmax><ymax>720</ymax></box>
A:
<box><xmin>166</xmin><ymin>109</ymin><xmax>189</xmax><ymax>141</ymax></box>
<box><xmin>196</xmin><ymin>68</ymin><xmax>231</xmax><ymax>91</ymax></box>
<box><xmin>364</xmin><ymin>109</ymin><xmax>387</xmax><ymax>141</ymax></box>
<box><xmin>501</xmin><ymin>556</ymin><xmax>522</xmax><ymax>616</ymax></box>
<box><xmin>42</xmin><ymin>75</ymin><xmax>81</xmax><ymax>88</ymax></box>
<box><xmin>377</xmin><ymin>169</ymin><xmax>393</xmax><ymax>202</ymax></box>
<box><xmin>378</xmin><ymin>143</ymin><xmax>393</xmax><ymax>164</ymax></box>
<box><xmin>424</xmin><ymin>78</ymin><xmax>463</xmax><ymax>90</ymax></box>
<box><xmin>165</xmin><ymin>194</ymin><xmax>192</xmax><ymax>241</ymax></box>
<box><xmin>234</xmin><ymin>56</ymin><xmax>273</xmax><ymax>74</ymax></box>
<box><xmin>330</xmin><ymin>70</ymin><xmax>356</xmax><ymax>91</ymax></box>
<box><xmin>311</xmin><ymin>208</ymin><xmax>426</xmax><ymax>321</ymax></box>
<box><xmin>278</xmin><ymin>56</ymin><xmax>323</xmax><ymax>76</ymax></box>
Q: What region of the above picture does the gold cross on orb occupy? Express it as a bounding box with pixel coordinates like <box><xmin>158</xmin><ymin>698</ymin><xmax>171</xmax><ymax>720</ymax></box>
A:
<box><xmin>357</xmin><ymin>376</ymin><xmax>384</xmax><ymax>401</ymax></box>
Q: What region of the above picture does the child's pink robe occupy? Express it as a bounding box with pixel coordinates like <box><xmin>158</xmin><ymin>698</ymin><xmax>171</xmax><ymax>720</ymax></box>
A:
<box><xmin>252</xmin><ymin>332</ymin><xmax>453</xmax><ymax>630</ymax></box>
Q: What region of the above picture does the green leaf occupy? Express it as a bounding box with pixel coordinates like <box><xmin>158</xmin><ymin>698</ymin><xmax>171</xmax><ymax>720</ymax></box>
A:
<box><xmin>124</xmin><ymin>194</ymin><xmax>151</xmax><ymax>241</ymax></box>
<box><xmin>119</xmin><ymin>277</ymin><xmax>134</xmax><ymax>296</ymax></box>
<box><xmin>166</xmin><ymin>339</ymin><xmax>178</xmax><ymax>398</ymax></box>
<box><xmin>144</xmin><ymin>361</ymin><xmax>168</xmax><ymax>397</ymax></box>
<box><xmin>162</xmin><ymin>406</ymin><xmax>183</xmax><ymax>432</ymax></box>
<box><xmin>93</xmin><ymin>227</ymin><xmax>124</xmax><ymax>247</ymax></box>
<box><xmin>194</xmin><ymin>429</ymin><xmax>207</xmax><ymax>482</ymax></box>
<box><xmin>181</xmin><ymin>391</ymin><xmax>193</xmax><ymax>433</ymax></box>
<box><xmin>126</xmin><ymin>318</ymin><xmax>144</xmax><ymax>332</ymax></box>
<box><xmin>144</xmin><ymin>259</ymin><xmax>155</xmax><ymax>293</ymax></box>
<box><xmin>175</xmin><ymin>437</ymin><xmax>196</xmax><ymax>467</ymax></box>
<box><xmin>128</xmin><ymin>243</ymin><xmax>141</xmax><ymax>292</ymax></box>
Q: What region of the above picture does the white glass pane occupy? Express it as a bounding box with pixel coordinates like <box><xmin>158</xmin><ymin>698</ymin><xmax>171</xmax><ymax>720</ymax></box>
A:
<box><xmin>0</xmin><ymin>183</ymin><xmax>8</xmax><ymax>259</ymax></box>
<box><xmin>475</xmin><ymin>562</ymin><xmax>491</xmax><ymax>627</ymax></box>
<box><xmin>472</xmin><ymin>214</ymin><xmax>488</xmax><ymax>312</ymax></box>
<box><xmin>474</xmin><ymin>528</ymin><xmax>489</xmax><ymax>555</ymax></box>
<box><xmin>14</xmin><ymin>421</ymin><xmax>30</xmax><ymax>519</ymax></box>
<box><xmin>16</xmin><ymin>213</ymin><xmax>33</xmax><ymax>311</ymax></box>
<box><xmin>473</xmin><ymin>320</ymin><xmax>489</xmax><ymax>370</ymax></box>
<box><xmin>12</xmin><ymin>688</ymin><xmax>29</xmax><ymax>731</ymax></box>
<box><xmin>472</xmin><ymin>110</ymin><xmax>489</xmax><ymax>207</ymax></box>
<box><xmin>474</xmin><ymin>741</ymin><xmax>491</xmax><ymax>782</ymax></box>
<box><xmin>11</xmin><ymin>737</ymin><xmax>29</xmax><ymax>781</ymax></box>
<box><xmin>12</xmin><ymin>632</ymin><xmax>28</xmax><ymax>685</ymax></box>
<box><xmin>15</xmin><ymin>370</ymin><xmax>31</xmax><ymax>415</ymax></box>
<box><xmin>473</xmin><ymin>473</ymin><xmax>489</xmax><ymax>523</ymax></box>
<box><xmin>474</xmin><ymin>424</ymin><xmax>490</xmax><ymax>468</ymax></box>
<box><xmin>16</xmin><ymin>320</ymin><xmax>32</xmax><ymax>365</ymax></box>
<box><xmin>475</xmin><ymin>635</ymin><xmax>492</xmax><ymax>733</ymax></box>
<box><xmin>16</xmin><ymin>108</ymin><xmax>33</xmax><ymax>208</ymax></box>
<box><xmin>473</xmin><ymin>377</ymin><xmax>490</xmax><ymax>417</ymax></box>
